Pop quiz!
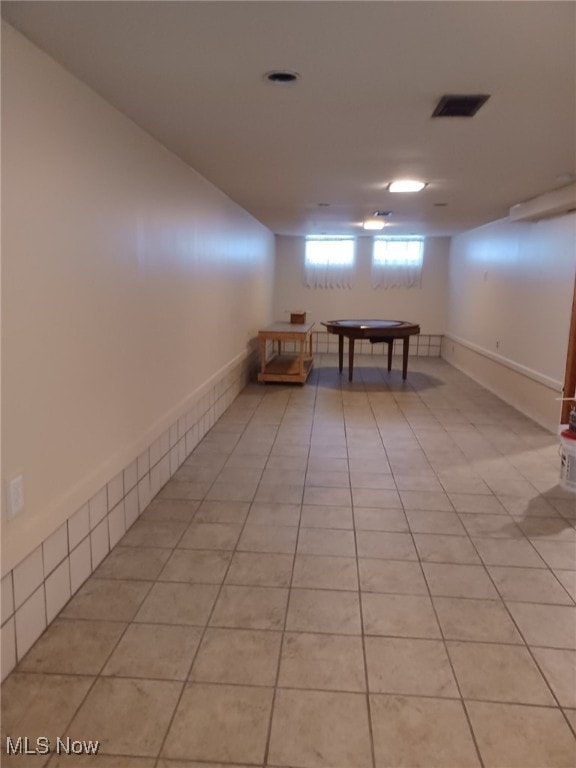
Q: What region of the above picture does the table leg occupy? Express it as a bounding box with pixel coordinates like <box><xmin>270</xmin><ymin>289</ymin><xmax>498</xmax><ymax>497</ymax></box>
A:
<box><xmin>338</xmin><ymin>335</ymin><xmax>344</xmax><ymax>373</ymax></box>
<box><xmin>299</xmin><ymin>338</ymin><xmax>304</xmax><ymax>378</ymax></box>
<box><xmin>387</xmin><ymin>340</ymin><xmax>393</xmax><ymax>372</ymax></box>
<box><xmin>259</xmin><ymin>336</ymin><xmax>267</xmax><ymax>375</ymax></box>
<box><xmin>402</xmin><ymin>337</ymin><xmax>409</xmax><ymax>380</ymax></box>
<box><xmin>348</xmin><ymin>338</ymin><xmax>355</xmax><ymax>382</ymax></box>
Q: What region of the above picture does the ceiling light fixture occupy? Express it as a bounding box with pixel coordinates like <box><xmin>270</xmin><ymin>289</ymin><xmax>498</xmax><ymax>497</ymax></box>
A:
<box><xmin>264</xmin><ymin>70</ymin><xmax>300</xmax><ymax>85</ymax></box>
<box><xmin>363</xmin><ymin>219</ymin><xmax>386</xmax><ymax>231</ymax></box>
<box><xmin>388</xmin><ymin>180</ymin><xmax>427</xmax><ymax>193</ymax></box>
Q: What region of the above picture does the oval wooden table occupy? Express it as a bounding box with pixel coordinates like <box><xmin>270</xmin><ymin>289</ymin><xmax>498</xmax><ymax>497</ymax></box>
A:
<box><xmin>322</xmin><ymin>319</ymin><xmax>421</xmax><ymax>382</ymax></box>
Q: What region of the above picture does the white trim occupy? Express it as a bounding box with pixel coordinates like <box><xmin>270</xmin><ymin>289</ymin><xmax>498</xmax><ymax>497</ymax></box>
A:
<box><xmin>444</xmin><ymin>333</ymin><xmax>562</xmax><ymax>392</ymax></box>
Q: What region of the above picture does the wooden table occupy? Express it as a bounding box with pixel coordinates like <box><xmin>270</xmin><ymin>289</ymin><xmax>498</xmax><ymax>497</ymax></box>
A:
<box><xmin>258</xmin><ymin>322</ymin><xmax>315</xmax><ymax>384</ymax></box>
<box><xmin>322</xmin><ymin>319</ymin><xmax>420</xmax><ymax>381</ymax></box>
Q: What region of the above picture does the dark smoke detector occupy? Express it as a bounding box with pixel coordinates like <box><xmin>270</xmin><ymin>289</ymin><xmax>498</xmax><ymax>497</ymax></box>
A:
<box><xmin>432</xmin><ymin>94</ymin><xmax>490</xmax><ymax>118</ymax></box>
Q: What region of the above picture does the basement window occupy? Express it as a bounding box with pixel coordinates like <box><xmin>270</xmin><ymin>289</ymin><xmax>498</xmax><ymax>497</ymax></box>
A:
<box><xmin>371</xmin><ymin>237</ymin><xmax>424</xmax><ymax>288</ymax></box>
<box><xmin>305</xmin><ymin>237</ymin><xmax>355</xmax><ymax>288</ymax></box>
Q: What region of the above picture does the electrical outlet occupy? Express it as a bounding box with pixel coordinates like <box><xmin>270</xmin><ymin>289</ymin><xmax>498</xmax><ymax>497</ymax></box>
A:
<box><xmin>7</xmin><ymin>475</ymin><xmax>24</xmax><ymax>518</ymax></box>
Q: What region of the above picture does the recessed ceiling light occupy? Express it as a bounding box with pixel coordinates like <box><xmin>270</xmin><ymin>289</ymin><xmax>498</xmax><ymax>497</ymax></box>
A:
<box><xmin>363</xmin><ymin>219</ymin><xmax>386</xmax><ymax>231</ymax></box>
<box><xmin>388</xmin><ymin>180</ymin><xmax>427</xmax><ymax>193</ymax></box>
<box><xmin>373</xmin><ymin>210</ymin><xmax>392</xmax><ymax>217</ymax></box>
<box><xmin>264</xmin><ymin>70</ymin><xmax>300</xmax><ymax>85</ymax></box>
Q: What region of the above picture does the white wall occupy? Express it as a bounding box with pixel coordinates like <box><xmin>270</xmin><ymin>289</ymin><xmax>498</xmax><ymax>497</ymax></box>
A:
<box><xmin>444</xmin><ymin>214</ymin><xmax>576</xmax><ymax>430</ymax></box>
<box><xmin>273</xmin><ymin>235</ymin><xmax>449</xmax><ymax>332</ymax></box>
<box><xmin>1</xmin><ymin>24</ymin><xmax>275</xmax><ymax>573</ymax></box>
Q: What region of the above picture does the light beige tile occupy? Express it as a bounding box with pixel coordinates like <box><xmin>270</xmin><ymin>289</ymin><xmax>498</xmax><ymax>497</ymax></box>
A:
<box><xmin>286</xmin><ymin>589</ymin><xmax>361</xmax><ymax>635</ymax></box>
<box><xmin>305</xmin><ymin>470</ymin><xmax>351</xmax><ymax>488</ymax></box>
<box><xmin>205</xmin><ymin>480</ymin><xmax>259</xmax><ymax>503</ymax></box>
<box><xmin>268</xmin><ymin>689</ymin><xmax>372</xmax><ymax>768</ymax></box>
<box><xmin>400</xmin><ymin>490</ymin><xmax>454</xmax><ymax>512</ymax></box>
<box><xmin>506</xmin><ymin>602</ymin><xmax>576</xmax><ymax>649</ymax></box>
<box><xmin>434</xmin><ymin>597</ymin><xmax>523</xmax><ymax>644</ymax></box>
<box><xmin>50</xmin><ymin>757</ymin><xmax>154</xmax><ymax>768</ymax></box>
<box><xmin>279</xmin><ymin>632</ymin><xmax>365</xmax><ymax>691</ymax></box>
<box><xmin>423</xmin><ymin>563</ymin><xmax>498</xmax><ymax>599</ymax></box>
<box><xmin>103</xmin><ymin>623</ymin><xmax>202</xmax><ymax>680</ymax></box>
<box><xmin>1</xmin><ymin>572</ymin><xmax>14</xmax><ymax>624</ymax></box>
<box><xmin>394</xmin><ymin>474</ymin><xmax>443</xmax><ymax>492</ymax></box>
<box><xmin>531</xmin><ymin>540</ymin><xmax>576</xmax><ymax>570</ymax></box>
<box><xmin>356</xmin><ymin>530</ymin><xmax>418</xmax><ymax>561</ymax></box>
<box><xmin>141</xmin><ymin>498</ymin><xmax>200</xmax><ymax>522</ymax></box>
<box><xmin>365</xmin><ymin>636</ymin><xmax>457</xmax><ymax>697</ymax></box>
<box><xmin>95</xmin><ymin>546</ymin><xmax>171</xmax><ymax>581</ymax></box>
<box><xmin>237</xmin><ymin>525</ymin><xmax>298</xmax><ymax>554</ymax></box>
<box><xmin>210</xmin><ymin>585</ymin><xmax>288</xmax><ymax>630</ymax></box>
<box><xmin>292</xmin><ymin>555</ymin><xmax>358</xmax><ymax>591</ymax></box>
<box><xmin>353</xmin><ymin>507</ymin><xmax>409</xmax><ymax>532</ymax></box>
<box><xmin>297</xmin><ymin>527</ymin><xmax>356</xmax><ymax>557</ymax></box>
<box><xmin>447</xmin><ymin>641</ymin><xmax>554</xmax><ymax>705</ymax></box>
<box><xmin>178</xmin><ymin>522</ymin><xmax>242</xmax><ymax>550</ymax></box>
<box><xmin>159</xmin><ymin>549</ymin><xmax>231</xmax><ymax>584</ymax></box>
<box><xmin>406</xmin><ymin>510</ymin><xmax>466</xmax><ymax>535</ymax></box>
<box><xmin>489</xmin><ymin>566</ymin><xmax>574</xmax><ymax>604</ymax></box>
<box><xmin>472</xmin><ymin>537</ymin><xmax>545</xmax><ymax>568</ymax></box>
<box><xmin>413</xmin><ymin>534</ymin><xmax>481</xmax><ymax>564</ymax></box>
<box><xmin>135</xmin><ymin>582</ymin><xmax>218</xmax><ymax>626</ymax></box>
<box><xmin>69</xmin><ymin>677</ymin><xmax>181</xmax><ymax>756</ymax></box>
<box><xmin>300</xmin><ymin>505</ymin><xmax>353</xmax><ymax>529</ymax></box>
<box><xmin>91</xmin><ymin>518</ymin><xmax>110</xmax><ymax>569</ymax></box>
<box><xmin>466</xmin><ymin>700</ymin><xmax>576</xmax><ymax>768</ymax></box>
<box><xmin>448</xmin><ymin>493</ymin><xmax>507</xmax><ymax>514</ymax></box>
<box><xmin>350</xmin><ymin>471</ymin><xmax>396</xmax><ymax>489</ymax></box>
<box><xmin>359</xmin><ymin>559</ymin><xmax>428</xmax><ymax>595</ymax></box>
<box><xmin>370</xmin><ymin>694</ymin><xmax>480</xmax><ymax>768</ymax></box>
<box><xmin>245</xmin><ymin>502</ymin><xmax>301</xmax><ymax>526</ymax></box>
<box><xmin>254</xmin><ymin>484</ymin><xmax>304</xmax><ymax>504</ymax></box>
<box><xmin>530</xmin><ymin>647</ymin><xmax>576</xmax><ymax>708</ymax></box>
<box><xmin>500</xmin><ymin>495</ymin><xmax>560</xmax><ymax>517</ymax></box>
<box><xmin>18</xmin><ymin>618</ymin><xmax>125</xmax><ymax>675</ymax></box>
<box><xmin>193</xmin><ymin>500</ymin><xmax>249</xmax><ymax>524</ymax></box>
<box><xmin>303</xmin><ymin>486</ymin><xmax>352</xmax><ymax>507</ymax></box>
<box><xmin>159</xmin><ymin>480</ymin><xmax>212</xmax><ymax>501</ymax></box>
<box><xmin>121</xmin><ymin>520</ymin><xmax>188</xmax><ymax>548</ymax></box>
<box><xmin>50</xmin><ymin>757</ymin><xmax>155</xmax><ymax>768</ymax></box>
<box><xmin>459</xmin><ymin>514</ymin><xmax>522</xmax><ymax>538</ymax></box>
<box><xmin>61</xmin><ymin>578</ymin><xmax>151</xmax><ymax>622</ymax></box>
<box><xmin>1</xmin><ymin>673</ymin><xmax>93</xmax><ymax>746</ymax></box>
<box><xmin>362</xmin><ymin>593</ymin><xmax>441</xmax><ymax>638</ymax></box>
<box><xmin>163</xmin><ymin>683</ymin><xmax>273</xmax><ymax>763</ymax></box>
<box><xmin>554</xmin><ymin>569</ymin><xmax>576</xmax><ymax>601</ymax></box>
<box><xmin>352</xmin><ymin>488</ymin><xmax>402</xmax><ymax>508</ymax></box>
<box><xmin>225</xmin><ymin>552</ymin><xmax>293</xmax><ymax>587</ymax></box>
<box><xmin>261</xmin><ymin>468</ymin><xmax>306</xmax><ymax>486</ymax></box>
<box><xmin>191</xmin><ymin>627</ymin><xmax>281</xmax><ymax>686</ymax></box>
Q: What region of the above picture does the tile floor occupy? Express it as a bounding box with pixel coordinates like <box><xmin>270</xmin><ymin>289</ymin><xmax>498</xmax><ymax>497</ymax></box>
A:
<box><xmin>2</xmin><ymin>355</ymin><xmax>576</xmax><ymax>768</ymax></box>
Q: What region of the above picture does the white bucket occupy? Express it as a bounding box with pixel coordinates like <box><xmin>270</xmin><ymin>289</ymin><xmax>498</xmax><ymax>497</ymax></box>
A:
<box><xmin>560</xmin><ymin>436</ymin><xmax>576</xmax><ymax>491</ymax></box>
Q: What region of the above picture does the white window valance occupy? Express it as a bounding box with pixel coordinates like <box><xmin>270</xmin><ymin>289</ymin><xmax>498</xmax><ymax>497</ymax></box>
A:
<box><xmin>304</xmin><ymin>238</ymin><xmax>354</xmax><ymax>288</ymax></box>
<box><xmin>371</xmin><ymin>237</ymin><xmax>424</xmax><ymax>288</ymax></box>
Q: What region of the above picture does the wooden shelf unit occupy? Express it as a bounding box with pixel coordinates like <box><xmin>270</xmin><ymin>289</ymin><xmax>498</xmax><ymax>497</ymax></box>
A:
<box><xmin>258</xmin><ymin>321</ymin><xmax>315</xmax><ymax>384</ymax></box>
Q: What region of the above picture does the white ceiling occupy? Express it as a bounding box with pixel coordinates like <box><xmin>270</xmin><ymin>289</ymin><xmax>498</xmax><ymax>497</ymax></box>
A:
<box><xmin>3</xmin><ymin>1</ymin><xmax>575</xmax><ymax>237</ymax></box>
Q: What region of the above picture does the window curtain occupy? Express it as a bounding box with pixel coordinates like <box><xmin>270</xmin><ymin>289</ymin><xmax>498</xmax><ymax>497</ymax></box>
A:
<box><xmin>304</xmin><ymin>239</ymin><xmax>354</xmax><ymax>289</ymax></box>
<box><xmin>371</xmin><ymin>238</ymin><xmax>424</xmax><ymax>288</ymax></box>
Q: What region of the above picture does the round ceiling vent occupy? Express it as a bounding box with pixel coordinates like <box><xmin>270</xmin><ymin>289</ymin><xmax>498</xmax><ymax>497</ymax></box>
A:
<box><xmin>264</xmin><ymin>70</ymin><xmax>300</xmax><ymax>85</ymax></box>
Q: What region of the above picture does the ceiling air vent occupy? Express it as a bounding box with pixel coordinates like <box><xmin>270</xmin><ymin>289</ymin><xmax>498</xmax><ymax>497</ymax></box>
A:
<box><xmin>432</xmin><ymin>94</ymin><xmax>490</xmax><ymax>118</ymax></box>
